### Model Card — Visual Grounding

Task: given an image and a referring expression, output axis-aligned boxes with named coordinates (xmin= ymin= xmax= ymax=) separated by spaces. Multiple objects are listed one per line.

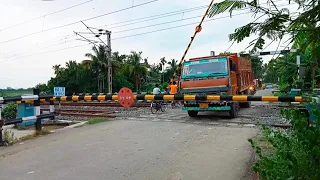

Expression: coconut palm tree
xmin=111 ymin=51 xmax=127 ymax=76
xmin=124 ymin=51 xmax=147 ymax=93
xmin=85 ymin=45 xmax=108 ymax=92
xmin=52 ymin=64 xmax=63 ymax=75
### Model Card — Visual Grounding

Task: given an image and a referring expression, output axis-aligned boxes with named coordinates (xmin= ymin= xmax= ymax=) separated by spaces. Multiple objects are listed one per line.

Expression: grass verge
xmin=86 ymin=117 xmax=110 ymax=125
xmin=3 ymin=129 xmax=51 ymax=145
xmin=251 ymin=131 xmax=274 ymax=157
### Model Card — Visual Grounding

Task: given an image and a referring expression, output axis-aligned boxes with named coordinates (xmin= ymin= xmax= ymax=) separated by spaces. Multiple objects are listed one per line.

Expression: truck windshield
xmin=182 ymin=57 xmax=228 ymax=79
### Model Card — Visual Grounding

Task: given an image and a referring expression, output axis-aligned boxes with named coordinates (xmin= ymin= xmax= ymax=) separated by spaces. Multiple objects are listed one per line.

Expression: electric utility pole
xmin=106 ymin=30 xmax=112 ymax=94
xmin=78 ymin=21 xmax=113 ymax=93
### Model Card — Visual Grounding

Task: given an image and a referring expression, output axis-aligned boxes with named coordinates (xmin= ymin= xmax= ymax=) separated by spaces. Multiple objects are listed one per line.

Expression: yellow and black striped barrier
xmin=46 ymin=94 xmax=302 ymax=102
xmin=9 ymin=94 xmax=304 ymax=104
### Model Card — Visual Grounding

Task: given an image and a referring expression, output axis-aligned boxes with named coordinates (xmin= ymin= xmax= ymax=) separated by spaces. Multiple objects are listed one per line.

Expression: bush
xmin=1 ymin=103 xmax=17 ymax=120
xmin=3 ymin=129 xmax=18 ymax=145
xmin=249 ymin=106 xmax=320 ymax=180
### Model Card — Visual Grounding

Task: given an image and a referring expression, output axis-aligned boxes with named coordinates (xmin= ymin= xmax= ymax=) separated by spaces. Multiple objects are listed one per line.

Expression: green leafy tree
xmin=208 ymin=0 xmax=320 ymax=88
xmin=85 ymin=45 xmax=108 ymax=93
xmin=124 ymin=51 xmax=148 ymax=93
xmin=48 ymin=61 xmax=96 ymax=95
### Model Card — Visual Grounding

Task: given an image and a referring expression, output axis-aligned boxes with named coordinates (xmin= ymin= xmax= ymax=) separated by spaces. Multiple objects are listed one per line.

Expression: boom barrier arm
xmin=172 ymin=0 xmax=215 ymax=81
xmin=49 ymin=94 xmax=302 ymax=102
xmin=0 ymin=94 xmax=304 ymax=104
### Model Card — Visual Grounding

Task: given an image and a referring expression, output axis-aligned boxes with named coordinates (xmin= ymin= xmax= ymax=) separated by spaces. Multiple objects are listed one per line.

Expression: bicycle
xmin=171 ymin=100 xmax=182 ymax=108
xmin=150 ymin=101 xmax=167 ymax=114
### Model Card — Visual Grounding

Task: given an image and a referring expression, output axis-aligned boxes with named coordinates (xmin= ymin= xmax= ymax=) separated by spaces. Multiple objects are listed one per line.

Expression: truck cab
xmin=179 ymin=53 xmax=255 ymax=118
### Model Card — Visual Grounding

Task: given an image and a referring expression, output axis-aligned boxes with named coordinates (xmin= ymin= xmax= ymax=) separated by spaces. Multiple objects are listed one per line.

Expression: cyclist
xmin=152 ymin=84 xmax=161 ymax=95
xmin=152 ymin=84 xmax=161 ymax=110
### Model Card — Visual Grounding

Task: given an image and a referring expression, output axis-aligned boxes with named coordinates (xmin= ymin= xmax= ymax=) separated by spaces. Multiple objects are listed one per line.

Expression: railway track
xmin=41 ymin=109 xmax=116 ymax=118
xmin=41 ymin=102 xmax=151 ymax=107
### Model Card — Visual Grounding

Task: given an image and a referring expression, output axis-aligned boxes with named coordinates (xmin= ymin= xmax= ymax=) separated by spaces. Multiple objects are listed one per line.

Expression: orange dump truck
xmin=180 ymin=53 xmax=255 ymax=118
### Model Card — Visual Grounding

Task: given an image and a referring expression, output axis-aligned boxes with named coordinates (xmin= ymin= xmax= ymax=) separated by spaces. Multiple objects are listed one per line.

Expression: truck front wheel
xmin=229 ymin=102 xmax=238 ymax=119
xmin=188 ymin=111 xmax=198 ymax=117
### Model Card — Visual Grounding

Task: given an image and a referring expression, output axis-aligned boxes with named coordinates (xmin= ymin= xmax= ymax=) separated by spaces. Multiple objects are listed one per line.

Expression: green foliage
xmin=35 ymin=83 xmax=50 ymax=95
xmin=249 ymin=107 xmax=320 ymax=179
xmin=3 ymin=129 xmax=18 ymax=145
xmin=1 ymin=103 xmax=17 ymax=120
xmin=208 ymin=0 xmax=320 ymax=88
xmin=87 ymin=117 xmax=110 ymax=125
xmin=48 ymin=60 xmax=97 ymax=95
xmin=124 ymin=51 xmax=148 ymax=93
xmin=46 ymin=46 xmax=178 ymax=94
xmin=0 ymin=89 xmax=33 ymax=97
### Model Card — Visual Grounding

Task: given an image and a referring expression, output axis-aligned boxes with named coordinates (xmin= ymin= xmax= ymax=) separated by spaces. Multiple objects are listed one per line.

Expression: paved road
xmin=1 ymin=90 xmax=278 ymax=180
xmin=0 ymin=120 xmax=257 ymax=180
xmin=255 ymin=88 xmax=273 ymax=96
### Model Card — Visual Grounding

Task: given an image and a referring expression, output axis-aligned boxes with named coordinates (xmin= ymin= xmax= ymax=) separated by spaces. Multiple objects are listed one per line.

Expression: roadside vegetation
xmin=0 ymin=89 xmax=33 ymax=97
xmin=34 ymin=50 xmax=178 ymax=95
xmin=3 ymin=129 xmax=51 ymax=146
xmin=208 ymin=0 xmax=320 ymax=90
xmin=86 ymin=117 xmax=110 ymax=125
xmin=1 ymin=102 xmax=17 ymax=120
xmin=249 ymin=107 xmax=320 ymax=179
xmin=208 ymin=0 xmax=320 ymax=179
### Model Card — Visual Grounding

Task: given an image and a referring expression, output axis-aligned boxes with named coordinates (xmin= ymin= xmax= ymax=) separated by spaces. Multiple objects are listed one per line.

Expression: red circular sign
xmin=118 ymin=87 xmax=134 ymax=108
xmin=195 ymin=25 xmax=202 ymax=33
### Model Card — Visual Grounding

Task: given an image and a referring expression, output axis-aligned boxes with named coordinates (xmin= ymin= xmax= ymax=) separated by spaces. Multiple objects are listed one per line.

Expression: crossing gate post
xmin=33 ymin=89 xmax=41 ymax=132
xmin=0 ymin=119 xmax=4 ymax=146
xmin=49 ymin=100 xmax=55 ymax=120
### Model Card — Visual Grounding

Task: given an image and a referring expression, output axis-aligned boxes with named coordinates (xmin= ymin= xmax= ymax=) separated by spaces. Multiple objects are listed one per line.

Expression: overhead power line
xmin=0 ymin=0 xmax=159 ymax=44
xmin=0 ymin=34 xmax=76 ymax=57
xmin=0 ymin=11 xmax=253 ymax=62
xmin=0 ymin=0 xmax=94 ymax=32
xmin=0 ymin=43 xmax=91 ymax=63
xmin=0 ymin=1 xmax=295 ymax=62
xmin=1 ymin=38 xmax=79 ymax=60
xmin=0 ymin=0 xmax=287 ymax=55
xmin=0 ymin=4 xmax=208 ymax=56
xmin=91 ymin=5 xmax=208 ymax=30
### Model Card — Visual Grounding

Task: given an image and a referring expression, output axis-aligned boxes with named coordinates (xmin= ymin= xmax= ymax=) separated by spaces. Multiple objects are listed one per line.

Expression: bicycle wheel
xmin=161 ymin=102 xmax=167 ymax=112
xmin=150 ymin=102 xmax=157 ymax=114
xmin=171 ymin=101 xmax=176 ymax=109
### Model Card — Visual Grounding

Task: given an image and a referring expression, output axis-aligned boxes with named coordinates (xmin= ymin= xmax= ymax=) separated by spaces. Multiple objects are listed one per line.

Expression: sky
xmin=0 ymin=0 xmax=299 ymax=89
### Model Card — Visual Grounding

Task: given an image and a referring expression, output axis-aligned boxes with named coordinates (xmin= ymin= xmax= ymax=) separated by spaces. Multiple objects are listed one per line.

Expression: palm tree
xmin=125 ymin=51 xmax=147 ymax=93
xmin=111 ymin=51 xmax=127 ymax=76
xmin=163 ymin=59 xmax=177 ymax=82
xmin=52 ymin=64 xmax=63 ymax=75
xmin=158 ymin=57 xmax=167 ymax=83
xmin=85 ymin=45 xmax=108 ymax=93
xmin=81 ymin=60 xmax=92 ymax=69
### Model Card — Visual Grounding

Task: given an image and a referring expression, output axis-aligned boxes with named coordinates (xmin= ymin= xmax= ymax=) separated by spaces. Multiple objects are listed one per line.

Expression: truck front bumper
xmin=183 ymin=103 xmax=231 ymax=111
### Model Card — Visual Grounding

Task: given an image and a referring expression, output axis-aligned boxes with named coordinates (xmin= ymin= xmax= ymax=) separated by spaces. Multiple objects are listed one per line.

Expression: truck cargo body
xmin=179 ymin=53 xmax=255 ymax=118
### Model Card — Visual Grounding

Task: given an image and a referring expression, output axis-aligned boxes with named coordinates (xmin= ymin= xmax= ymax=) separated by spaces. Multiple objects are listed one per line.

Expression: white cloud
xmin=0 ymin=0 xmax=299 ymax=88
